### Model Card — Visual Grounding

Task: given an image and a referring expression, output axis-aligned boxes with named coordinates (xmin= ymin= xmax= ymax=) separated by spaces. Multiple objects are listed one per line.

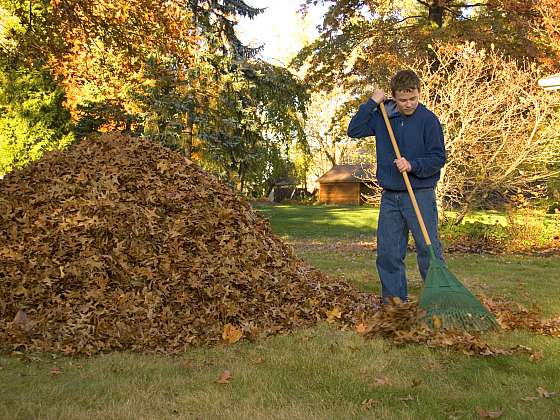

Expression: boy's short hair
xmin=391 ymin=70 xmax=421 ymax=95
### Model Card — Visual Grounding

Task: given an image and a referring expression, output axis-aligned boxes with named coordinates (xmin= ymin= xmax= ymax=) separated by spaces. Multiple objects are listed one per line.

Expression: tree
xmin=417 ymin=43 xmax=560 ymax=221
xmin=293 ymin=0 xmax=560 ymax=92
xmin=304 ymin=87 xmax=370 ymax=182
xmin=198 ymin=60 xmax=309 ymax=196
xmin=0 ymin=66 xmax=74 ymax=175
xmin=1 ymin=1 xmax=311 ymax=196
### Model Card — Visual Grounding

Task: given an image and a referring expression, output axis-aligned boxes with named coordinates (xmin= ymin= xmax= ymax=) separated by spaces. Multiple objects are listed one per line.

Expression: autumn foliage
xmin=0 ymin=134 xmax=373 ymax=354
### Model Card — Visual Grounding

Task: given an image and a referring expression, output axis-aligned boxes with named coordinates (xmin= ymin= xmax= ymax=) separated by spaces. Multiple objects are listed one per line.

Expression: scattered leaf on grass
xmin=251 ymin=357 xmax=264 ymax=365
xmin=521 ymin=396 xmax=538 ymax=402
xmin=412 ymin=379 xmax=423 ymax=387
xmin=222 ymin=324 xmax=243 ymax=344
xmin=529 ymin=350 xmax=544 ymax=361
xmin=374 ymin=377 xmax=392 ymax=386
xmin=361 ymin=399 xmax=380 ymax=410
xmin=50 ymin=367 xmax=61 ymax=376
xmin=537 ymin=386 xmax=556 ymax=398
xmin=216 ymin=370 xmax=232 ymax=384
xmin=355 ymin=323 xmax=368 ymax=335
xmin=475 ymin=406 xmax=503 ymax=418
xmin=399 ymin=395 xmax=415 ymax=402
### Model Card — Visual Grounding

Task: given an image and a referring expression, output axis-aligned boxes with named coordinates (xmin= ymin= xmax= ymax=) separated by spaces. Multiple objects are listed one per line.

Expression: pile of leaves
xmin=481 ymin=296 xmax=560 ymax=337
xmin=356 ymin=297 xmax=559 ymax=357
xmin=0 ymin=133 xmax=376 ymax=355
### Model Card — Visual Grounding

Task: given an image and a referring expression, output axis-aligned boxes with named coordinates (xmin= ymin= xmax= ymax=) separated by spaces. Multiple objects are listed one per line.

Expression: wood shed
xmin=538 ymin=73 xmax=560 ymax=91
xmin=316 ymin=164 xmax=374 ymax=205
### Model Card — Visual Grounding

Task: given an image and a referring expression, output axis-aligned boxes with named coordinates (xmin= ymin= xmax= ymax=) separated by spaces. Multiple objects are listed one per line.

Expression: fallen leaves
xmin=356 ymin=298 xmax=558 ymax=358
xmin=481 ymin=296 xmax=560 ymax=337
xmin=537 ymin=386 xmax=556 ymax=398
xmin=520 ymin=396 xmax=538 ymax=402
xmin=215 ymin=370 xmax=231 ymax=384
xmin=355 ymin=322 xmax=368 ymax=335
xmin=475 ymin=406 xmax=503 ymax=418
xmin=222 ymin=324 xmax=243 ymax=344
xmin=374 ymin=377 xmax=392 ymax=386
xmin=326 ymin=307 xmax=342 ymax=323
xmin=0 ymin=134 xmax=377 ymax=355
xmin=361 ymin=399 xmax=380 ymax=410
xmin=411 ymin=379 xmax=423 ymax=387
xmin=50 ymin=367 xmax=62 ymax=376
xmin=529 ymin=350 xmax=544 ymax=362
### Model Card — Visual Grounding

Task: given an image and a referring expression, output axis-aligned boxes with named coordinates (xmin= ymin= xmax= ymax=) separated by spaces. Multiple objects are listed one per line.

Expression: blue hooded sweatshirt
xmin=347 ymin=99 xmax=446 ymax=191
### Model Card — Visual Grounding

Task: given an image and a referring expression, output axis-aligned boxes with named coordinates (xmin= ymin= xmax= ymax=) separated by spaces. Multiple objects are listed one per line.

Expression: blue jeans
xmin=376 ymin=189 xmax=444 ymax=302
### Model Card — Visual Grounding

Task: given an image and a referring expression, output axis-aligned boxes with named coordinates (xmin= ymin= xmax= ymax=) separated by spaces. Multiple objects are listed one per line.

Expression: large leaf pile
xmin=0 ymin=133 xmax=374 ymax=354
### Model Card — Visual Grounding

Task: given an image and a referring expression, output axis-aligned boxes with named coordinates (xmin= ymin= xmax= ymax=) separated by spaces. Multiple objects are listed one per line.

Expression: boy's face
xmin=394 ymin=88 xmax=420 ymax=116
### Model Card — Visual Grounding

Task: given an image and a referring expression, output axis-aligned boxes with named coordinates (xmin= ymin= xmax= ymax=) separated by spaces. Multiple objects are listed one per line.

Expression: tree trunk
xmin=182 ymin=112 xmax=193 ymax=158
xmin=428 ymin=1 xmax=445 ymax=28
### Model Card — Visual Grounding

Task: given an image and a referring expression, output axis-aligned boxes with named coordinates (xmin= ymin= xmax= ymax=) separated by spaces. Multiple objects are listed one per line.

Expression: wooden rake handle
xmin=378 ymin=101 xmax=432 ymax=247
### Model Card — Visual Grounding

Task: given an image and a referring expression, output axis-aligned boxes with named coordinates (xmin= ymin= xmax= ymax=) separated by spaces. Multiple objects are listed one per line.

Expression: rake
xmin=378 ymin=101 xmax=498 ymax=331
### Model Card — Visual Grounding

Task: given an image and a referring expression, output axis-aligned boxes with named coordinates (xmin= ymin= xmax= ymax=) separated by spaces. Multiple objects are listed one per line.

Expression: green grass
xmin=255 ymin=204 xmax=379 ymax=240
xmin=2 ymin=204 xmax=560 ymax=419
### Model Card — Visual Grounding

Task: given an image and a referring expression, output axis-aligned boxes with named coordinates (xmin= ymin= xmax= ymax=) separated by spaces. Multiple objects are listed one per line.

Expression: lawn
xmin=1 ymin=204 xmax=559 ymax=419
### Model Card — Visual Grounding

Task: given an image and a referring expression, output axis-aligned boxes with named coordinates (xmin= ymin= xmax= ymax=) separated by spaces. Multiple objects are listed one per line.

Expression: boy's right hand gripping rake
xmin=378 ymin=101 xmax=498 ymax=331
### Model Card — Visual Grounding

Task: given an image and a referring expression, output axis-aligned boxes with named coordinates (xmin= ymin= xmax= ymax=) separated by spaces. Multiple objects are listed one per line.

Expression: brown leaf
xmin=432 ymin=315 xmax=442 ymax=333
xmin=251 ymin=357 xmax=265 ymax=365
xmin=475 ymin=406 xmax=503 ymax=418
xmin=399 ymin=395 xmax=415 ymax=401
xmin=374 ymin=377 xmax=392 ymax=386
xmin=222 ymin=324 xmax=243 ymax=344
xmin=13 ymin=309 xmax=28 ymax=326
xmin=529 ymin=350 xmax=544 ymax=361
xmin=520 ymin=396 xmax=538 ymax=402
xmin=215 ymin=370 xmax=231 ymax=384
xmin=355 ymin=322 xmax=368 ymax=335
xmin=326 ymin=307 xmax=342 ymax=323
xmin=537 ymin=386 xmax=556 ymax=398
xmin=361 ymin=399 xmax=380 ymax=410
xmin=412 ymin=379 xmax=423 ymax=387
xmin=50 ymin=367 xmax=62 ymax=376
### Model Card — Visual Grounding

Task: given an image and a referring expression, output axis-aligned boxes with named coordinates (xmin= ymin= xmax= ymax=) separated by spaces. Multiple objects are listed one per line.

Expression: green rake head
xmin=418 ymin=249 xmax=499 ymax=331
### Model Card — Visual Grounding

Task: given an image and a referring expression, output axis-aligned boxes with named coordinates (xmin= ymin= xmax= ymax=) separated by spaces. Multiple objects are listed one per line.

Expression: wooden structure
xmin=538 ymin=74 xmax=560 ymax=91
xmin=316 ymin=164 xmax=374 ymax=205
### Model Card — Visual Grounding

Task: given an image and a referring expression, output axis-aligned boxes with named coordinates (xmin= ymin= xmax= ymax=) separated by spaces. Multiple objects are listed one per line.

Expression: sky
xmin=235 ymin=0 xmax=328 ymax=66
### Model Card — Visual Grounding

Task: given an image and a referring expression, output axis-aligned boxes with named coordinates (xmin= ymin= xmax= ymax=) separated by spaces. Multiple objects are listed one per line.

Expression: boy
xmin=347 ymin=70 xmax=446 ymax=302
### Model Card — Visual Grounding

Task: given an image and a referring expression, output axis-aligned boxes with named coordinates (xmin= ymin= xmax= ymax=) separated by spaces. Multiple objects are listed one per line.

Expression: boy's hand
xmin=394 ymin=157 xmax=411 ymax=173
xmin=371 ymin=88 xmax=386 ymax=105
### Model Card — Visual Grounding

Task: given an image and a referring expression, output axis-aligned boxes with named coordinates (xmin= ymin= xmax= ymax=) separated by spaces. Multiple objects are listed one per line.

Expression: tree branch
xmin=415 ymin=0 xmax=431 ymax=8
xmin=394 ymin=15 xmax=425 ymax=24
xmin=448 ymin=3 xmax=485 ymax=8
